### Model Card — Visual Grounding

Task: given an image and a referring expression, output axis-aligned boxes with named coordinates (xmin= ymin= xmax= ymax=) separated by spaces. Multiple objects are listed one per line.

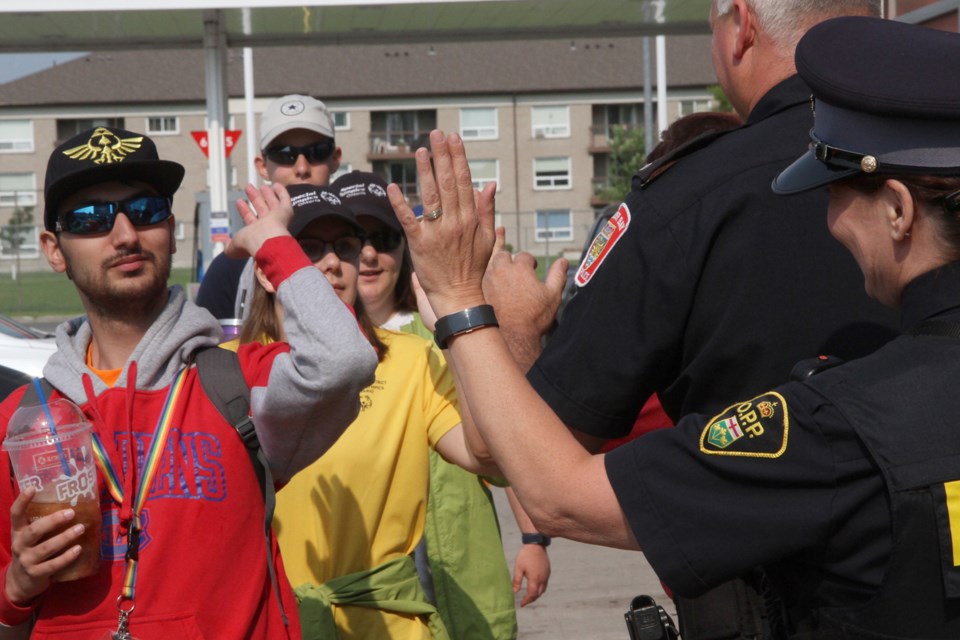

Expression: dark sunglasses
xmin=298 ymin=236 xmax=363 ymax=262
xmin=263 ymin=140 xmax=336 ymax=165
xmin=362 ymin=229 xmax=403 ymax=253
xmin=56 ymin=195 xmax=173 ymax=235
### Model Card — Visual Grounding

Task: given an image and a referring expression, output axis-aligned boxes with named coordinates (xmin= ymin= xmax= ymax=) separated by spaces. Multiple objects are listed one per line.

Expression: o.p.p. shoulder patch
xmin=699 ymin=392 xmax=789 ymax=458
xmin=575 ymin=202 xmax=631 ymax=287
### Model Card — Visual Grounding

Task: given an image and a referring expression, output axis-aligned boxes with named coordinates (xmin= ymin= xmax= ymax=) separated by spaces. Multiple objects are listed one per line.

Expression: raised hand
xmin=224 ymin=183 xmax=295 ymax=259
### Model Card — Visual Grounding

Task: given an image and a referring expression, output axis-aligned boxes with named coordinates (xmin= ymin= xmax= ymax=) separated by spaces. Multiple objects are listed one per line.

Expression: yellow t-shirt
xmin=274 ymin=328 xmax=461 ymax=639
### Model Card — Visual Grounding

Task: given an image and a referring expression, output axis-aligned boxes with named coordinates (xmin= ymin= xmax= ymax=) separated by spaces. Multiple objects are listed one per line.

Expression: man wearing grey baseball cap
xmin=197 ymin=94 xmax=344 ymax=320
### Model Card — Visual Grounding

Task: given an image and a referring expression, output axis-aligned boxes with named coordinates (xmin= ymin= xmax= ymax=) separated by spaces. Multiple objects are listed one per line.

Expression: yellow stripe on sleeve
xmin=945 ymin=480 xmax=960 ymax=566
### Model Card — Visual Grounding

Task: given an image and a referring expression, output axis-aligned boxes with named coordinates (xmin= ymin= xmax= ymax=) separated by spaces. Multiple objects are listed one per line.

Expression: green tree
xmin=599 ymin=124 xmax=647 ymax=203
xmin=0 ymin=205 xmax=37 ymax=309
xmin=709 ymin=84 xmax=735 ymax=113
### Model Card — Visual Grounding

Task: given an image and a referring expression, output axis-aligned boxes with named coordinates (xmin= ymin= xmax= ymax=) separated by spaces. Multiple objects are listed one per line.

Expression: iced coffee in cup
xmin=3 ymin=398 xmax=101 ymax=582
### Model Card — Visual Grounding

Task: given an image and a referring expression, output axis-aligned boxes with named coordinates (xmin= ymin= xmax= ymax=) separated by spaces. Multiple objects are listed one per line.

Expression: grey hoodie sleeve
xmin=250 ymin=265 xmax=377 ymax=483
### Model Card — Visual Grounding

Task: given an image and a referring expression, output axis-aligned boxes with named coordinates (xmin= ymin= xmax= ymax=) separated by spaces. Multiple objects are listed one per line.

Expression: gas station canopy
xmin=0 ymin=0 xmax=712 ymax=53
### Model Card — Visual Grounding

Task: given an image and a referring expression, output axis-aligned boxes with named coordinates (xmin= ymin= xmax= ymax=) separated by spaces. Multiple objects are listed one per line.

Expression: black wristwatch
xmin=521 ymin=532 xmax=551 ymax=547
xmin=434 ymin=305 xmax=499 ymax=349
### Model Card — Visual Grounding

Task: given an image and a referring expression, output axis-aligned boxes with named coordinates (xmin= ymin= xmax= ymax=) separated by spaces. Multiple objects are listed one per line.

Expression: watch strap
xmin=521 ymin=532 xmax=551 ymax=547
xmin=434 ymin=304 xmax=499 ymax=349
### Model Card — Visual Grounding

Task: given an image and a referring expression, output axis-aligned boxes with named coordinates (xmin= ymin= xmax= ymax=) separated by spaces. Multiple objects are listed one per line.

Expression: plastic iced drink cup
xmin=219 ymin=318 xmax=243 ymax=343
xmin=3 ymin=398 xmax=101 ymax=582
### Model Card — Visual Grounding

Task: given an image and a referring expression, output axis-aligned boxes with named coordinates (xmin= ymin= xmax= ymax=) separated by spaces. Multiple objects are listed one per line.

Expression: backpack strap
xmin=194 ymin=347 xmax=288 ymax=627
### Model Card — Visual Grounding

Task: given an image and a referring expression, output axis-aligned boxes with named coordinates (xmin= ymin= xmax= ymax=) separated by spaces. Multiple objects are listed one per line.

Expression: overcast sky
xmin=0 ymin=53 xmax=86 ymax=85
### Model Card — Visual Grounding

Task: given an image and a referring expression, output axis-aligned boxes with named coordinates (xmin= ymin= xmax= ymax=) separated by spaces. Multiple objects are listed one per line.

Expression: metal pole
xmin=242 ymin=8 xmax=258 ymax=187
xmin=203 ymin=9 xmax=229 ymax=221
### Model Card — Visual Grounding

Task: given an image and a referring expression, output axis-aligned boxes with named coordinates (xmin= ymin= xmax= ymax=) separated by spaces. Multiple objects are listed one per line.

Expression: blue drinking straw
xmin=31 ymin=378 xmax=72 ymax=477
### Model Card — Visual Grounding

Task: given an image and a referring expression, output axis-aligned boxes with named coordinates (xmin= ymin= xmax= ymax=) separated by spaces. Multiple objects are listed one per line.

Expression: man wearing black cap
xmin=481 ymin=1 xmax=895 ymax=638
xmin=0 ymin=127 xmax=376 ymax=637
xmin=397 ymin=15 xmax=960 ymax=638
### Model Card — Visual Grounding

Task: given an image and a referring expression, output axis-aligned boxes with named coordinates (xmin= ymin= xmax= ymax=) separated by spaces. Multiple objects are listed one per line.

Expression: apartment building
xmin=0 ymin=35 xmax=715 ymax=273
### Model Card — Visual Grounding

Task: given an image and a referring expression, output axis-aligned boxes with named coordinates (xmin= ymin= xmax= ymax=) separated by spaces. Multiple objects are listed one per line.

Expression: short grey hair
xmin=713 ymin=0 xmax=882 ymax=50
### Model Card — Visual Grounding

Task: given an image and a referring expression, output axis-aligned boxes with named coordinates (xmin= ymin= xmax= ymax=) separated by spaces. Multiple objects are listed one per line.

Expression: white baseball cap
xmin=259 ymin=94 xmax=335 ymax=149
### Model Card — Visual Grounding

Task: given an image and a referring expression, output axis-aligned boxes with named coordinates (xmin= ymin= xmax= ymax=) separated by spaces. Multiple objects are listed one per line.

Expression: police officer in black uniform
xmin=394 ymin=14 xmax=960 ymax=639
xmin=518 ymin=0 xmax=896 ymax=637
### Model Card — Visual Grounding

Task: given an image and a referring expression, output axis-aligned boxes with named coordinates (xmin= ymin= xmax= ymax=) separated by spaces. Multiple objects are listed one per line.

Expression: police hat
xmin=44 ymin=127 xmax=185 ymax=231
xmin=773 ymin=17 xmax=960 ymax=195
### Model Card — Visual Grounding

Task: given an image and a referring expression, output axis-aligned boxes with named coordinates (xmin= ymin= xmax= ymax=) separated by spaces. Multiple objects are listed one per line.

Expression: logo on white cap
xmin=280 ymin=100 xmax=306 ymax=117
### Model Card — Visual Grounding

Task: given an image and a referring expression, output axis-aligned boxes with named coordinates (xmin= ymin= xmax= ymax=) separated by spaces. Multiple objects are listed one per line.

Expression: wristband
xmin=521 ymin=532 xmax=551 ymax=547
xmin=434 ymin=305 xmax=498 ymax=349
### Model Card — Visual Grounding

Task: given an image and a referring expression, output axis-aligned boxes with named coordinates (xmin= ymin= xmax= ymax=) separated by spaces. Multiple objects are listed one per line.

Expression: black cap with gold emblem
xmin=44 ymin=127 xmax=185 ymax=231
xmin=773 ymin=17 xmax=960 ymax=195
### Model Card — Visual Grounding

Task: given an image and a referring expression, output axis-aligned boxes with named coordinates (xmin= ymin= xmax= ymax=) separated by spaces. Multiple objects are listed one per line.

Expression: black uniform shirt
xmin=528 ymin=75 xmax=898 ymax=434
xmin=195 ymin=252 xmax=248 ymax=320
xmin=606 ymin=263 xmax=960 ymax=619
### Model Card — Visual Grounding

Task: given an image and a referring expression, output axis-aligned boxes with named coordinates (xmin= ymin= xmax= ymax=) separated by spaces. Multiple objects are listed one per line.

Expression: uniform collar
xmin=746 ymin=75 xmax=811 ymax=126
xmin=899 ymin=262 xmax=960 ymax=332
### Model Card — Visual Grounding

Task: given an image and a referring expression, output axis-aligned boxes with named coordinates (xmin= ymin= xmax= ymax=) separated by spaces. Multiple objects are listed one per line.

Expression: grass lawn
xmin=1 ymin=269 xmax=195 ymax=318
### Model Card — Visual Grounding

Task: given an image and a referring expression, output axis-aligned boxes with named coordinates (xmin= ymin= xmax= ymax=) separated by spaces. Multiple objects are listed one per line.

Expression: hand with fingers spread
xmin=483 ymin=228 xmax=569 ymax=371
xmin=6 ymin=489 xmax=86 ymax=605
xmin=387 ymin=130 xmax=496 ymax=319
xmin=224 ymin=183 xmax=296 ymax=260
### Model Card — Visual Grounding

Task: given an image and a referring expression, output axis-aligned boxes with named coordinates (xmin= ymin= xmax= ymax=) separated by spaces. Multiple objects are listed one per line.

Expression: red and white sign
xmin=191 ymin=130 xmax=242 ymax=158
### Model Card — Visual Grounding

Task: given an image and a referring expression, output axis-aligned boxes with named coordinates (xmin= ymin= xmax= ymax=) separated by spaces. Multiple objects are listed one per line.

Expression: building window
xmin=371 ymin=110 xmax=436 ymax=152
xmin=175 ymin=220 xmax=186 ymax=241
xmin=468 ymin=159 xmax=499 ymax=191
xmin=374 ymin=159 xmax=419 ymax=203
xmin=533 ymin=157 xmax=571 ymax=189
xmin=56 ymin=118 xmax=125 ymax=141
xmin=460 ymin=108 xmax=498 ymax=140
xmin=0 ymin=223 xmax=39 ymax=260
xmin=531 ymin=106 xmax=570 ymax=138
xmin=535 ymin=209 xmax=573 ymax=242
xmin=333 ymin=112 xmax=350 ymax=130
xmin=331 ymin=163 xmax=353 ymax=182
xmin=146 ymin=116 xmax=179 ymax=135
xmin=592 ymin=103 xmax=645 ymax=139
xmin=680 ymin=99 xmax=713 ymax=116
xmin=0 ymin=173 xmax=37 ymax=208
xmin=0 ymin=120 xmax=34 ymax=153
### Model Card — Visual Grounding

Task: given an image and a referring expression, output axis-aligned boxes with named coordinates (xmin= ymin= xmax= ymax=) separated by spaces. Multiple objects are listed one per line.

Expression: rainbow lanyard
xmin=89 ymin=366 xmax=188 ymax=601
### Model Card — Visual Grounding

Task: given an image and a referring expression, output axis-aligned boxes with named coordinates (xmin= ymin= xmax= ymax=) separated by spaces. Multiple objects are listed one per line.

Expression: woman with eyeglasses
xmin=229 ymin=184 xmax=501 ymax=640
xmin=332 ymin=171 xmax=551 ymax=639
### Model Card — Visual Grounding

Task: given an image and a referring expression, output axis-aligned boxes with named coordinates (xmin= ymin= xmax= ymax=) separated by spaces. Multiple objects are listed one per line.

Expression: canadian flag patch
xmin=575 ymin=203 xmax=631 ymax=287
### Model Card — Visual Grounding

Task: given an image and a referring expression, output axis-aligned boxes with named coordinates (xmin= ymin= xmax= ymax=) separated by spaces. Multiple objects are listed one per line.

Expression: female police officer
xmin=388 ymin=16 xmax=960 ymax=638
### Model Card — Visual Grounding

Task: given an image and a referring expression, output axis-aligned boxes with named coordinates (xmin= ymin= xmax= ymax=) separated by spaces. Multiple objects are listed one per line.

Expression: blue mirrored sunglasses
xmin=56 ymin=196 xmax=173 ymax=235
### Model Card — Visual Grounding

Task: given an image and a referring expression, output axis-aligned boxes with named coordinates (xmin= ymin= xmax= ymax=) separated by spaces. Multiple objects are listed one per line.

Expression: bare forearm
xmin=445 ymin=327 xmax=638 ymax=549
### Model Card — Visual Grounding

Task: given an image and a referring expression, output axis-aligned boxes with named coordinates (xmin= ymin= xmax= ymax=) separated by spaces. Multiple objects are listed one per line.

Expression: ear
xmin=731 ymin=0 xmax=756 ymax=60
xmin=40 ymin=230 xmax=68 ymax=274
xmin=168 ymin=215 xmax=177 ymax=254
xmin=329 ymin=146 xmax=343 ymax=173
xmin=255 ymin=154 xmax=269 ymax=181
xmin=884 ymin=179 xmax=915 ymax=241
xmin=254 ymin=264 xmax=276 ymax=294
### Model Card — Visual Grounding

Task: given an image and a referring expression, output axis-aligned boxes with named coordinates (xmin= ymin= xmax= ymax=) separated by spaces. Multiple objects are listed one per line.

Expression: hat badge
xmin=62 ymin=127 xmax=143 ymax=165
xmin=860 ymin=155 xmax=878 ymax=173
xmin=368 ymin=184 xmax=387 ymax=198
xmin=280 ymin=100 xmax=305 ymax=117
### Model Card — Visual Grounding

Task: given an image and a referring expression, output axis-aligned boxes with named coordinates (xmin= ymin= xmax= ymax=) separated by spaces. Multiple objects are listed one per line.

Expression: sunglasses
xmin=362 ymin=229 xmax=404 ymax=253
xmin=298 ymin=236 xmax=363 ymax=262
xmin=56 ymin=195 xmax=173 ymax=235
xmin=263 ymin=140 xmax=336 ymax=165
